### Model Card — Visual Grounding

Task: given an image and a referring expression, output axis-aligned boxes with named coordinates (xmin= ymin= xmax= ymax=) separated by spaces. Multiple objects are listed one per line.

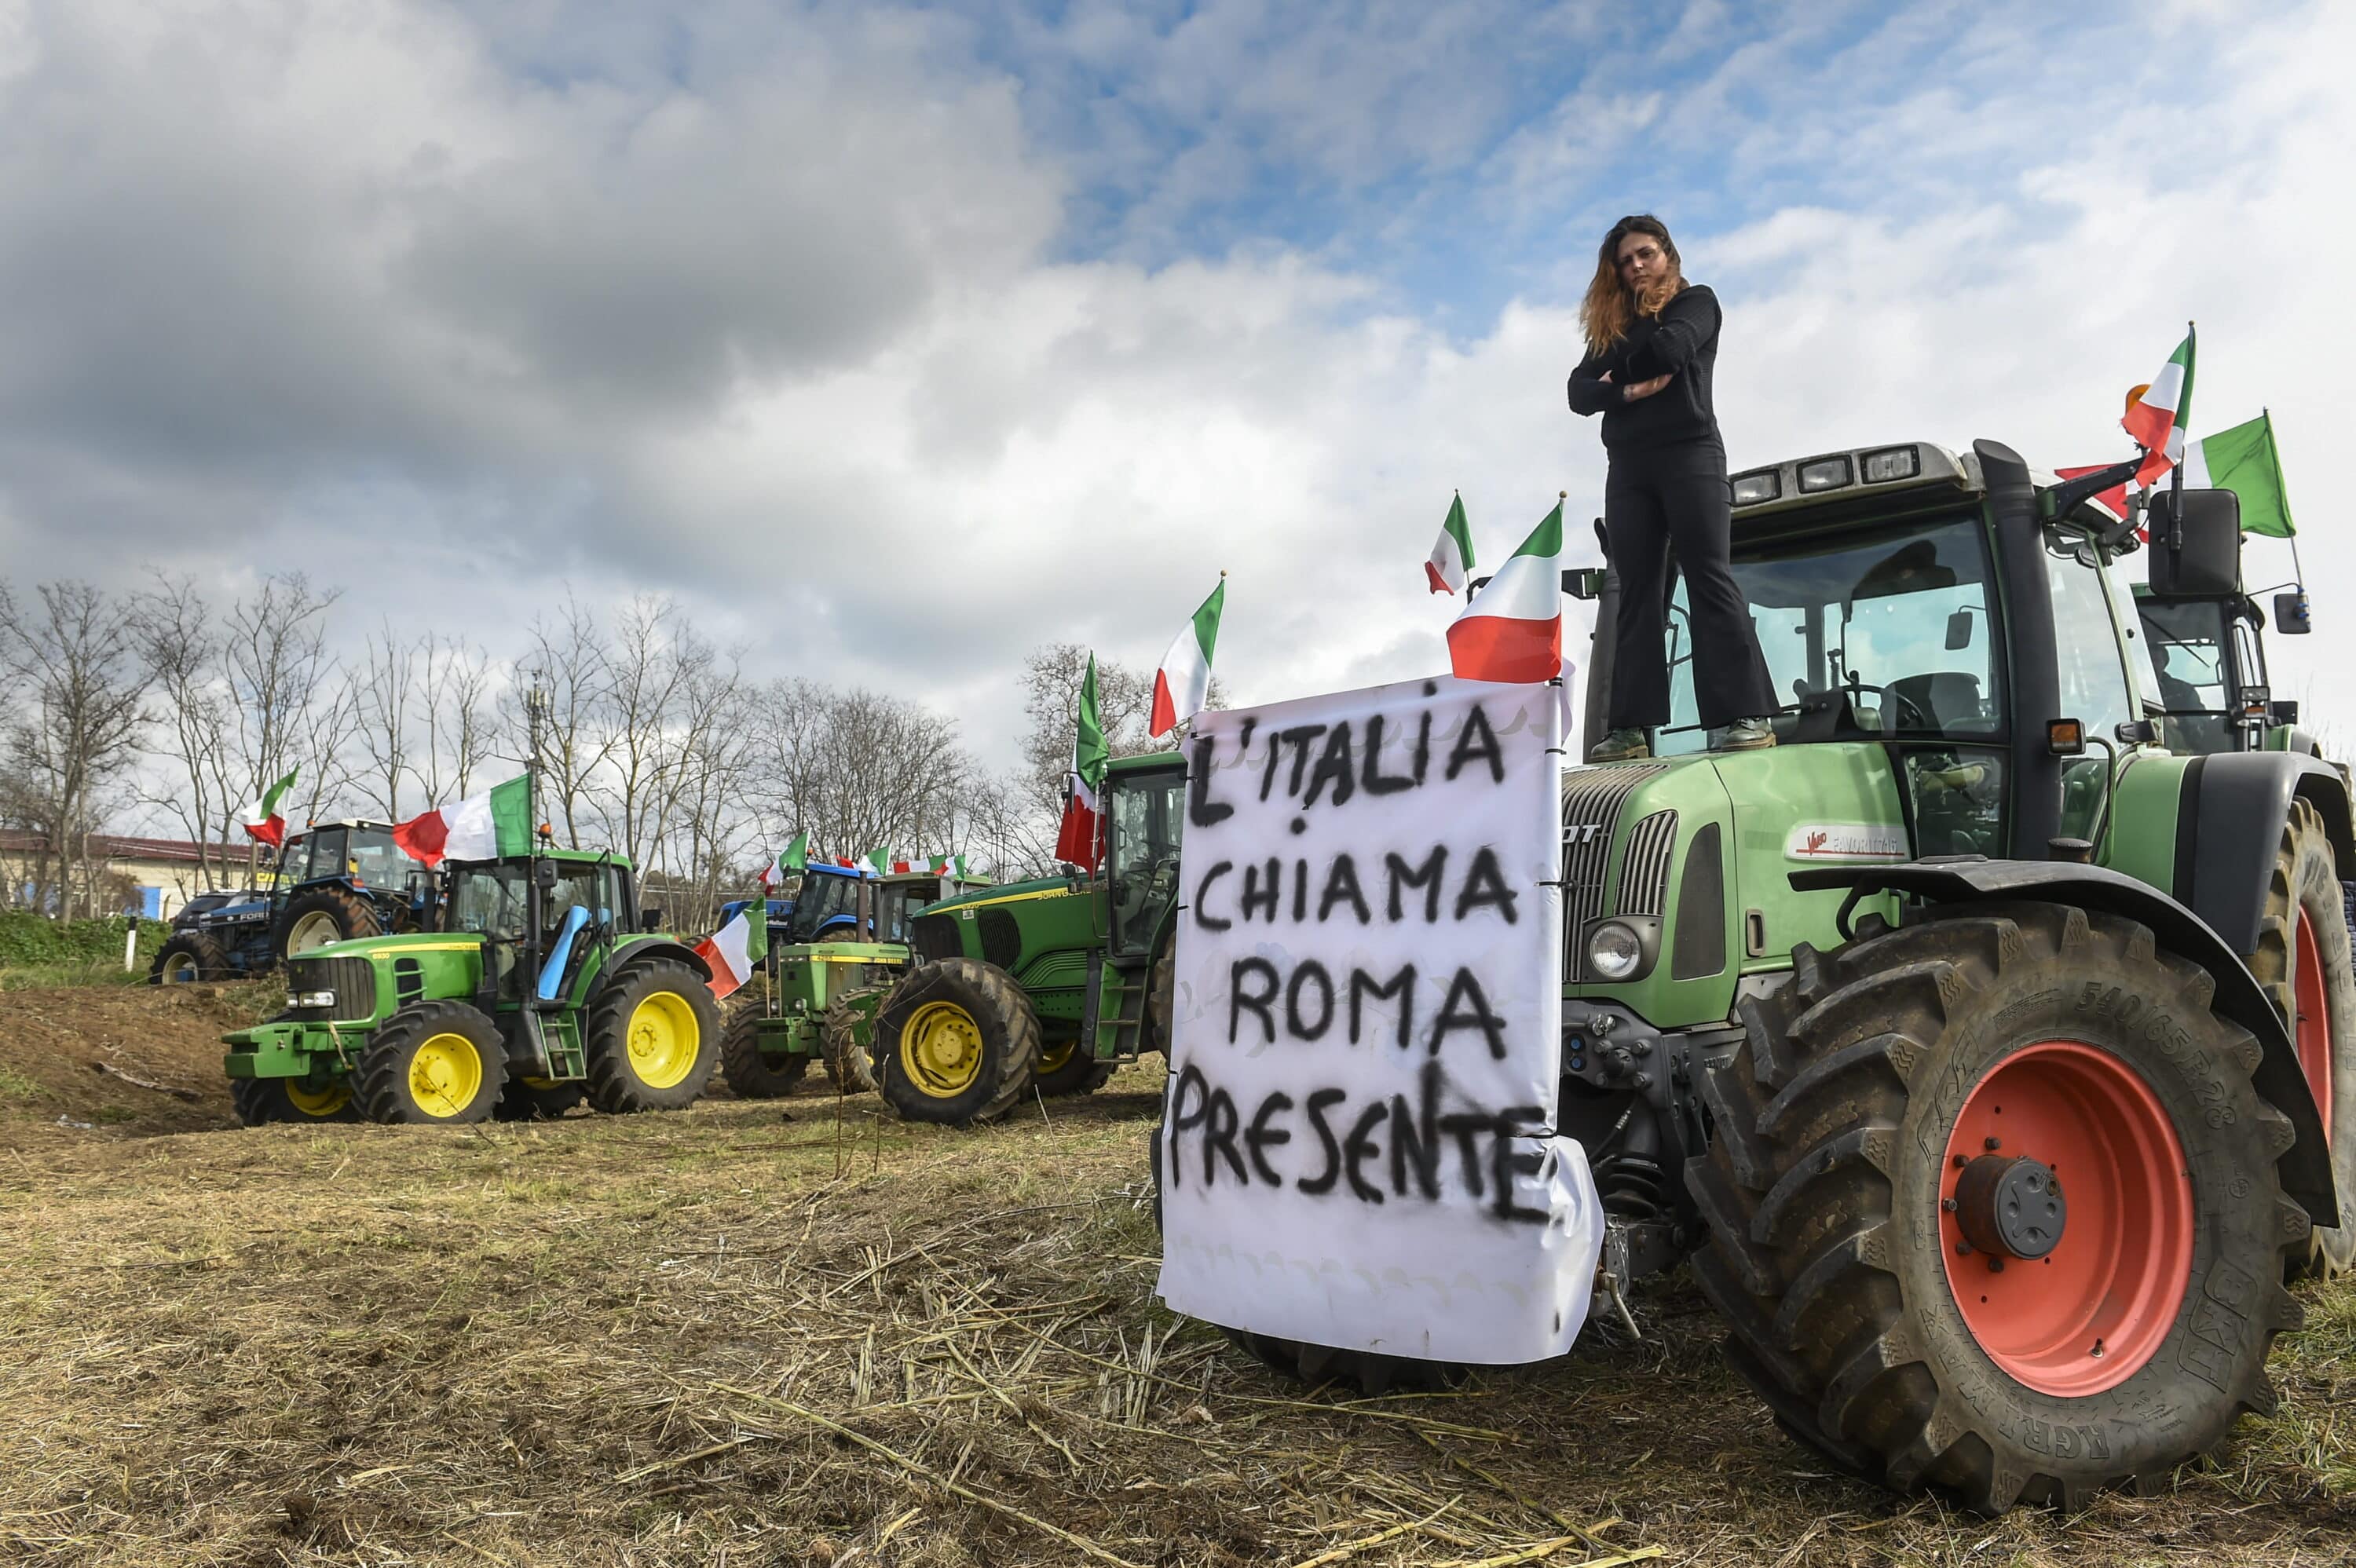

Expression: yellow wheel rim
xmin=408 ymin=1033 xmax=484 ymax=1119
xmin=1037 ymin=1038 xmax=1076 ymax=1075
xmin=900 ymin=1000 xmax=985 ymax=1098
xmin=627 ymin=991 xmax=701 ymax=1090
xmin=284 ymin=1080 xmax=351 ymax=1119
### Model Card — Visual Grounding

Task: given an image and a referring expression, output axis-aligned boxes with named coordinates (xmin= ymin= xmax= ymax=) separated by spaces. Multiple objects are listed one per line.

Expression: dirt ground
xmin=2 ymin=985 xmax=2351 ymax=1567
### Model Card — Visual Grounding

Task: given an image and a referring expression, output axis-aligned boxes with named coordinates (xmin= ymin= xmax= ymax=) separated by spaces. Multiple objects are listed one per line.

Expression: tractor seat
xmin=1886 ymin=673 xmax=1985 ymax=734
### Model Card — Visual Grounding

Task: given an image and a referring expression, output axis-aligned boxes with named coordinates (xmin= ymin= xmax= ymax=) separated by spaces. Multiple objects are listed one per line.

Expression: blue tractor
xmin=716 ymin=862 xmax=884 ymax=947
xmin=149 ymin=819 xmax=435 ymax=983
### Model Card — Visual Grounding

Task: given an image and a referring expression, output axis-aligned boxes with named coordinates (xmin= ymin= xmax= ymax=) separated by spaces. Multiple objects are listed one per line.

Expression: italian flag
xmin=2183 ymin=411 xmax=2296 ymax=539
xmin=1148 ymin=576 xmax=1225 ymax=738
xmin=241 ymin=766 xmax=299 ymax=848
xmin=1447 ymin=499 xmax=1563 ymax=683
xmin=694 ymin=905 xmax=768 ymax=1000
xmin=392 ymin=774 xmax=532 ymax=868
xmin=1055 ymin=654 xmax=1109 ymax=872
xmin=1426 ymin=492 xmax=1475 ymax=595
xmin=2123 ymin=326 xmax=2195 ymax=488
xmin=760 ymin=832 xmax=808 ymax=890
xmin=927 ymin=853 xmax=968 ymax=876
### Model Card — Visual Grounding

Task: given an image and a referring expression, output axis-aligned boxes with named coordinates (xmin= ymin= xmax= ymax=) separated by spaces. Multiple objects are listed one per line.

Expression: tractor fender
xmin=591 ymin=938 xmax=714 ymax=996
xmin=1791 ymin=857 xmax=2337 ymax=1230
xmin=2176 ymin=751 xmax=2356 ymax=956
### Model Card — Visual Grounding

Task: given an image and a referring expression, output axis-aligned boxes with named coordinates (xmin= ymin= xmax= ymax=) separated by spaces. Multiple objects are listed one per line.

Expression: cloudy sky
xmin=3 ymin=0 xmax=2349 ymax=767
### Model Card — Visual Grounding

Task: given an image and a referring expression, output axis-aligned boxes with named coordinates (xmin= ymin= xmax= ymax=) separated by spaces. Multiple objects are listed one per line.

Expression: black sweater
xmin=1566 ymin=283 xmax=1722 ymax=454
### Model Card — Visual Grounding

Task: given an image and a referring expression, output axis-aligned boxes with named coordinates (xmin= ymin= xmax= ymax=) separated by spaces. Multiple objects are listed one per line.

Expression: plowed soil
xmin=0 ymin=985 xmax=2350 ymax=1567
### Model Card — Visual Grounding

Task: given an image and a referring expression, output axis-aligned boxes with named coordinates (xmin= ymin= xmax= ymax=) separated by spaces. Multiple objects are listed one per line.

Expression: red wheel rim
xmin=1938 ymin=1042 xmax=2192 ymax=1397
xmin=2293 ymin=912 xmax=2334 ymax=1145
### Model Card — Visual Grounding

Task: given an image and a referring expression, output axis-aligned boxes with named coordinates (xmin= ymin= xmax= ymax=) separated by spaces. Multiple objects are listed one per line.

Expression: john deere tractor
xmin=842 ymin=753 xmax=1187 ymax=1125
xmin=221 ymin=840 xmax=721 ymax=1128
xmin=1161 ymin=440 xmax=2355 ymax=1515
xmin=718 ymin=865 xmax=990 ymax=1098
xmin=151 ymin=819 xmax=435 ymax=983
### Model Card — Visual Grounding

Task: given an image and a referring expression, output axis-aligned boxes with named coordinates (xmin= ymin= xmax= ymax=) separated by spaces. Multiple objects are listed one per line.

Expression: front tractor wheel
xmin=1032 ymin=1035 xmax=1115 ymax=1097
xmin=358 ymin=1001 xmax=508 ymax=1125
xmin=232 ymin=1075 xmax=358 ymax=1126
xmin=585 ymin=960 xmax=721 ymax=1113
xmin=720 ymin=1000 xmax=810 ymax=1099
xmin=1687 ymin=902 xmax=2308 ymax=1515
xmin=873 ymin=958 xmax=1040 ymax=1125
xmin=2248 ymin=797 xmax=2356 ymax=1275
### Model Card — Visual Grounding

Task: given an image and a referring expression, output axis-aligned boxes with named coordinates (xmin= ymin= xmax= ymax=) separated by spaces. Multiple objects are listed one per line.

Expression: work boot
xmin=1587 ymin=728 xmax=1650 ymax=762
xmin=1714 ymin=715 xmax=1778 ymax=751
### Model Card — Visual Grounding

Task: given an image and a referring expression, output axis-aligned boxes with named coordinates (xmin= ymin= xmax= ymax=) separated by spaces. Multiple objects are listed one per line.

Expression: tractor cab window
xmin=344 ymin=827 xmax=425 ymax=890
xmin=1107 ymin=766 xmax=1184 ymax=959
xmin=2045 ymin=536 xmax=2138 ymax=840
xmin=2138 ymin=598 xmax=2235 ymax=754
xmin=1660 ymin=514 xmax=2002 ymax=755
xmin=295 ymin=827 xmax=349 ymax=883
xmin=793 ymin=873 xmax=864 ymax=941
xmin=446 ymin=860 xmax=619 ymax=943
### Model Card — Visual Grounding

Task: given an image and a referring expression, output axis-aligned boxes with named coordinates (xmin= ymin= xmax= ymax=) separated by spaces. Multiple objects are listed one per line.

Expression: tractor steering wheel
xmin=1848 ymin=680 xmax=1933 ymax=734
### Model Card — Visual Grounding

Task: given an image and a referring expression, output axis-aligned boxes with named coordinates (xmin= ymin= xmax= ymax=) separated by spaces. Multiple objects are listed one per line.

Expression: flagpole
xmin=2166 ymin=320 xmax=2191 ymax=557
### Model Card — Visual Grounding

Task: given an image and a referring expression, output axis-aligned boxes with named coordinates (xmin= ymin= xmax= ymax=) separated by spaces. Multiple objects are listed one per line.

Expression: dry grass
xmin=1 ymin=985 xmax=2351 ymax=1566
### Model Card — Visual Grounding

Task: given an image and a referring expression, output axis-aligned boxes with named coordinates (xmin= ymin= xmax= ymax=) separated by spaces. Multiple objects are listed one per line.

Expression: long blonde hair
xmin=1580 ymin=214 xmax=1685 ymax=357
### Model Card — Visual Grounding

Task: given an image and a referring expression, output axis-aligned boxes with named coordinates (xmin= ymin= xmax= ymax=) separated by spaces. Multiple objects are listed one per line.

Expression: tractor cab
xmin=443 ymin=849 xmax=642 ymax=1003
xmin=1103 ymin=755 xmax=1187 ymax=961
xmin=785 ymin=863 xmax=872 ymax=942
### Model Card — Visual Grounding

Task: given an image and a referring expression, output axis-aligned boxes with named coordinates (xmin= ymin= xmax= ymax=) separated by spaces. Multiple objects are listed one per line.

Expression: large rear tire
xmin=2248 ymin=799 xmax=2356 ymax=1276
xmin=873 ymin=958 xmax=1039 ymax=1125
xmin=1686 ymin=902 xmax=2309 ymax=1515
xmin=276 ymin=884 xmax=379 ymax=961
xmin=585 ymin=960 xmax=720 ymax=1113
xmin=358 ymin=1000 xmax=507 ymax=1125
xmin=151 ymin=931 xmax=229 ymax=985
xmin=720 ymin=1000 xmax=810 ymax=1098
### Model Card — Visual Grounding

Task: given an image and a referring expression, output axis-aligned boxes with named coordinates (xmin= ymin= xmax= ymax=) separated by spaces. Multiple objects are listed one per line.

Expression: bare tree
xmin=130 ymin=575 xmax=237 ymax=889
xmin=0 ymin=582 xmax=155 ymax=918
xmin=221 ymin=575 xmax=346 ymax=864
xmin=349 ymin=619 xmax=418 ymax=820
xmin=517 ymin=597 xmax=613 ymax=848
xmin=415 ymin=633 xmax=497 ymax=801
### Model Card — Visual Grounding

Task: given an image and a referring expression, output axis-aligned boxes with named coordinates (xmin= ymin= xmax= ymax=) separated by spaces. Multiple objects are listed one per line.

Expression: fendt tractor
xmin=221 ymin=798 xmax=722 ymax=1128
xmin=2132 ymin=498 xmax=2321 ymax=756
xmin=1161 ymin=440 xmax=2356 ymax=1516
xmin=719 ymin=864 xmax=991 ymax=1099
xmin=150 ymin=819 xmax=434 ymax=982
xmin=843 ymin=752 xmax=1187 ymax=1126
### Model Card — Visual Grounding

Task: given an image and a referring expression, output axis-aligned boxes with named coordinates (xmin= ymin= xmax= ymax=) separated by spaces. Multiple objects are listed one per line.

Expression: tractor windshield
xmin=792 ymin=873 xmax=864 ymax=941
xmin=1107 ymin=766 xmax=1184 ymax=959
xmin=1660 ymin=514 xmax=2002 ymax=755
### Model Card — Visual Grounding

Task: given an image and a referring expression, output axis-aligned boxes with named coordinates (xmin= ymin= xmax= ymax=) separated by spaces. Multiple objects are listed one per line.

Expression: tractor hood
xmin=1563 ymin=743 xmax=1908 ymax=1029
xmin=305 ymin=930 xmax=487 ymax=962
xmin=920 ymin=874 xmax=1081 ymax=919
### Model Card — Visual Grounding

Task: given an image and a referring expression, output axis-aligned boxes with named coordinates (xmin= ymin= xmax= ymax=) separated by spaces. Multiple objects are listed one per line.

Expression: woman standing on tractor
xmin=1568 ymin=214 xmax=1777 ymax=761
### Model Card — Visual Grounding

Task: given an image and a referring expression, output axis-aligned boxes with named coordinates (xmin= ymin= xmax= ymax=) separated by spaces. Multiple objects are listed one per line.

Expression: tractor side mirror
xmin=639 ymin=907 xmax=664 ymax=931
xmin=2144 ymin=488 xmax=2242 ymax=598
xmin=532 ymin=858 xmax=558 ymax=888
xmin=1944 ymin=609 xmax=1974 ymax=651
xmin=2274 ymin=590 xmax=2312 ymax=635
xmin=2271 ymin=700 xmax=2301 ymax=726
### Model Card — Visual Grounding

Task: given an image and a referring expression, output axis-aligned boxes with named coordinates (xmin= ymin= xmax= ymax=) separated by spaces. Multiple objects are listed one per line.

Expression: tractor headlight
xmin=291 ymin=990 xmax=335 ymax=1009
xmin=1586 ymin=922 xmax=1644 ymax=981
xmin=1730 ymin=469 xmax=1780 ymax=506
xmin=1798 ymin=455 xmax=1853 ymax=493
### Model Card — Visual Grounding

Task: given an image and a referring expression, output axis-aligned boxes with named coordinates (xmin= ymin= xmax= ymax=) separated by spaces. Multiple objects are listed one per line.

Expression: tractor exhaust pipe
xmin=1974 ymin=440 xmax=2065 ymax=861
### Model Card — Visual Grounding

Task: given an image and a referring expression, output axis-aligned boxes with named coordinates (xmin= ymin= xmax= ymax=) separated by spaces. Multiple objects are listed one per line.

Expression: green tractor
xmin=221 ymin=842 xmax=723 ymax=1127
xmin=2132 ymin=486 xmax=2320 ymax=755
xmin=718 ymin=865 xmax=991 ymax=1099
xmin=1165 ymin=439 xmax=2354 ymax=1515
xmin=843 ymin=752 xmax=1187 ymax=1125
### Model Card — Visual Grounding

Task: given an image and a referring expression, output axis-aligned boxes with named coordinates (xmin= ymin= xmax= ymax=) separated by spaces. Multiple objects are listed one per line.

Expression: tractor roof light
xmin=1798 ymin=455 xmax=1854 ymax=493
xmin=1860 ymin=444 xmax=1922 ymax=483
xmin=1731 ymin=470 xmax=1781 ymax=506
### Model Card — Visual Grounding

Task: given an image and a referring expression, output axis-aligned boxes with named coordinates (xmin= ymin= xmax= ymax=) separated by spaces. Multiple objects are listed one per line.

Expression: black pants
xmin=1604 ymin=441 xmax=1776 ymax=732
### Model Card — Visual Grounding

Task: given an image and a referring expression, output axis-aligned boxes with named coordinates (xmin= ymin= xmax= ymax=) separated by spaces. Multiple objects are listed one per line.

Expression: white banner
xmin=1156 ymin=672 xmax=1602 ymax=1365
